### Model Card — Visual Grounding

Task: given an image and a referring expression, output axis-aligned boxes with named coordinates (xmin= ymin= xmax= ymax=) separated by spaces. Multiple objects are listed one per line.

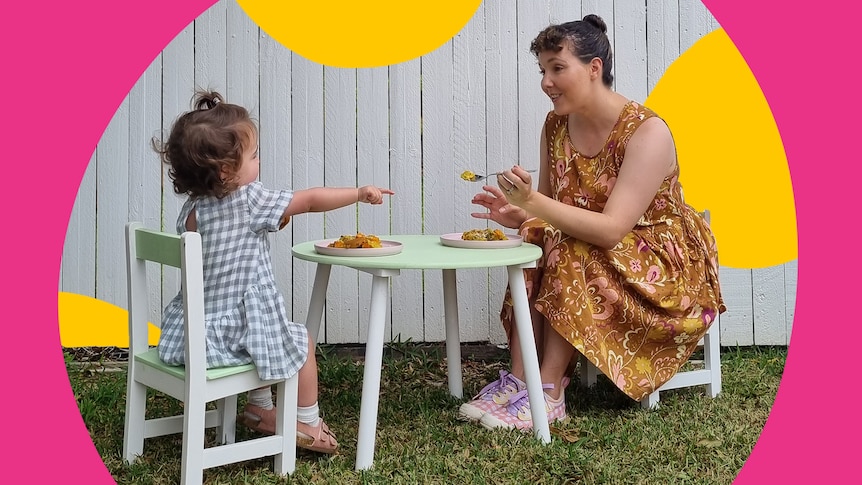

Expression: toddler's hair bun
xmin=193 ymin=90 xmax=225 ymax=111
xmin=583 ymin=14 xmax=607 ymax=33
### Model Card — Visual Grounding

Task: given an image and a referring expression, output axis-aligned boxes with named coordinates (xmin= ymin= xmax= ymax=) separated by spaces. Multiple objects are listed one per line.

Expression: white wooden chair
xmin=578 ymin=210 xmax=721 ymax=409
xmin=122 ymin=222 xmax=298 ymax=485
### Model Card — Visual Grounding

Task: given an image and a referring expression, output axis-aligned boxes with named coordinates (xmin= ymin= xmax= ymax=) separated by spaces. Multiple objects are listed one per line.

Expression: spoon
xmin=460 ymin=168 xmax=537 ymax=182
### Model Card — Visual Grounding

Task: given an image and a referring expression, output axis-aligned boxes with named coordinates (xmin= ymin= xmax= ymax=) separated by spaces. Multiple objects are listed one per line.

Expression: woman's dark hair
xmin=530 ymin=14 xmax=614 ymax=87
xmin=153 ymin=90 xmax=257 ymax=199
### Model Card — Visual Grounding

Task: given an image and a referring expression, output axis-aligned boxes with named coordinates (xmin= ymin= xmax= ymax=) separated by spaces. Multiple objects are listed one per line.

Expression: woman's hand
xmin=471 ymin=184 xmax=528 ymax=229
xmin=496 ymin=165 xmax=535 ymax=208
xmin=358 ymin=185 xmax=395 ymax=204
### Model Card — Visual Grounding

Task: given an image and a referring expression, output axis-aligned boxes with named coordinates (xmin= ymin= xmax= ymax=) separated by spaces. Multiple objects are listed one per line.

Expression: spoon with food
xmin=460 ymin=168 xmax=536 ymax=182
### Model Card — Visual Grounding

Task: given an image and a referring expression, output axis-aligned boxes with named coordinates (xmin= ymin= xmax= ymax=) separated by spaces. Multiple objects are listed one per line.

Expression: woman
xmin=461 ymin=14 xmax=725 ymax=430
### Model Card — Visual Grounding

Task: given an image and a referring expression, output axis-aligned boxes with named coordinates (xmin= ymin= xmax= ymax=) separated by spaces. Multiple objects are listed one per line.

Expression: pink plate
xmin=314 ymin=239 xmax=403 ymax=257
xmin=439 ymin=232 xmax=523 ymax=249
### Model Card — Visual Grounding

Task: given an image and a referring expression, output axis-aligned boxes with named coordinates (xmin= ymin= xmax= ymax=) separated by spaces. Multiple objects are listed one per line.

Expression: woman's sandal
xmin=296 ymin=419 xmax=339 ymax=455
xmin=238 ymin=404 xmax=339 ymax=454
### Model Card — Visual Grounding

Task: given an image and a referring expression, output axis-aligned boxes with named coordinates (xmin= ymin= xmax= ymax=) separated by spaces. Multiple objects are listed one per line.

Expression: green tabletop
xmin=291 ymin=234 xmax=542 ymax=270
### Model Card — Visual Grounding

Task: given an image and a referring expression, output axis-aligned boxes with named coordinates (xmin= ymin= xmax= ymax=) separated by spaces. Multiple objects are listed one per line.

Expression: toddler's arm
xmin=284 ymin=185 xmax=394 ymax=218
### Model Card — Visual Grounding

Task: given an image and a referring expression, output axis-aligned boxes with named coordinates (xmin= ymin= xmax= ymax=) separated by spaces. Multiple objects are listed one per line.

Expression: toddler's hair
xmin=154 ymin=90 xmax=257 ymax=199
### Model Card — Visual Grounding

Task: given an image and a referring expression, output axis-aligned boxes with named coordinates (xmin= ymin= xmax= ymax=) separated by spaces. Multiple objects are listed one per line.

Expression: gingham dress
xmin=158 ymin=181 xmax=309 ymax=381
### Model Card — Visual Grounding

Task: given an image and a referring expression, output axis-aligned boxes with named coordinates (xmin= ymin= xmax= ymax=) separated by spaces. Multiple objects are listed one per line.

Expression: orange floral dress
xmin=501 ymin=101 xmax=726 ymax=401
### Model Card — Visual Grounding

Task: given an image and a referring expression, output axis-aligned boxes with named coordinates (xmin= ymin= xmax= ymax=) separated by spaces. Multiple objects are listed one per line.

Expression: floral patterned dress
xmin=501 ymin=101 xmax=725 ymax=401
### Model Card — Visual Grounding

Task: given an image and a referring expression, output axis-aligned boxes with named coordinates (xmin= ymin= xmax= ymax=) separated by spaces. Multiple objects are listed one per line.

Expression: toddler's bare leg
xmin=297 ymin=338 xmax=319 ymax=408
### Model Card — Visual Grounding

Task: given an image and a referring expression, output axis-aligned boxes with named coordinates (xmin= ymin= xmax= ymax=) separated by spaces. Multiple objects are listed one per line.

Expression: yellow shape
xmin=59 ymin=292 xmax=160 ymax=348
xmin=237 ymin=0 xmax=482 ymax=68
xmin=646 ymin=29 xmax=797 ymax=268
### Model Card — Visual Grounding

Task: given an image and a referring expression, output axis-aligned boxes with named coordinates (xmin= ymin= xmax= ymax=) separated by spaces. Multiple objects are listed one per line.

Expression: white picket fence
xmin=61 ymin=0 xmax=796 ymax=347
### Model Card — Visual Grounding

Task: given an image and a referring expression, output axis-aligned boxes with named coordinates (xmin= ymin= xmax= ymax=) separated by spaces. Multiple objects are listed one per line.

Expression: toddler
xmin=154 ymin=90 xmax=394 ymax=454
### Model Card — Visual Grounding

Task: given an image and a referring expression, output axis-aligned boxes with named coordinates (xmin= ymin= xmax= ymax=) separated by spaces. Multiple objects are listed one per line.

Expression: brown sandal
xmin=238 ymin=404 xmax=277 ymax=435
xmin=239 ymin=405 xmax=339 ymax=454
xmin=296 ymin=419 xmax=339 ymax=454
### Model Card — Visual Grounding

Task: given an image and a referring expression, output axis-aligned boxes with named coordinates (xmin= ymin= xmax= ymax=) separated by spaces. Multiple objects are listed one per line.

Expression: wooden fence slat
xmin=785 ymin=259 xmax=798 ymax=342
xmin=195 ymin=2 xmax=227 ymax=94
xmin=388 ymin=58 xmax=424 ymax=342
xmin=550 ymin=0 xmax=582 ymax=24
xmin=421 ymin=39 xmax=455 ymax=342
xmin=323 ymin=66 xmax=360 ymax=344
xmin=754 ymin=265 xmax=788 ymax=345
xmin=516 ymin=1 xmax=550 ymax=175
xmin=357 ymin=66 xmax=394 ymax=343
xmin=453 ymin=3 xmax=489 ymax=343
xmin=227 ymin=1 xmax=259 ymax=114
xmin=62 ymin=152 xmax=96 ymax=297
xmin=129 ymin=57 xmax=164 ymax=326
xmin=484 ymin=0 xmax=520 ymax=344
xmin=613 ymin=0 xmax=648 ymax=103
xmin=646 ymin=0 xmax=681 ymax=94
xmin=259 ymin=32 xmax=294 ymax=319
xmin=161 ymin=22 xmax=195 ymax=317
xmin=289 ymin=56 xmax=325 ymax=338
xmin=720 ymin=267 xmax=754 ymax=346
xmin=680 ymin=0 xmax=719 ymax=52
xmin=96 ymin=97 xmax=129 ymax=307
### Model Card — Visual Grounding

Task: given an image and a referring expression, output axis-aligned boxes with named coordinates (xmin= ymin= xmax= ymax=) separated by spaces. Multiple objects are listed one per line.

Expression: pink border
xmin=0 ymin=1 xmax=858 ymax=482
xmin=0 ymin=1 xmax=215 ymax=482
xmin=703 ymin=0 xmax=862 ymax=480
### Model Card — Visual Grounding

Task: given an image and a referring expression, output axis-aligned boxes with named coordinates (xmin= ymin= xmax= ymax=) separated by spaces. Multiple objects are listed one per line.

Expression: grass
xmin=67 ymin=343 xmax=785 ymax=484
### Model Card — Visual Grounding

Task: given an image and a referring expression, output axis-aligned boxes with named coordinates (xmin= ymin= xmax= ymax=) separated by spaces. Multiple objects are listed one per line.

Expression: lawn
xmin=67 ymin=343 xmax=785 ymax=484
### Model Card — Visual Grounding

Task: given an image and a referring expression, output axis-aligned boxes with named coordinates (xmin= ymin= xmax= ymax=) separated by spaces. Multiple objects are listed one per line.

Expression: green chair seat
xmin=135 ymin=348 xmax=257 ymax=380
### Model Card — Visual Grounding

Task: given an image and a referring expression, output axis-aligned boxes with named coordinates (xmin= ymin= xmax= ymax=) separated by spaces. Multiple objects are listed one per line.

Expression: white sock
xmin=297 ymin=402 xmax=320 ymax=427
xmin=248 ymin=388 xmax=274 ymax=410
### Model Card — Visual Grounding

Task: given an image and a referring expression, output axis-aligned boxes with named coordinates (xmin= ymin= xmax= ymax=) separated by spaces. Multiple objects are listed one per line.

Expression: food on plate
xmin=460 ymin=170 xmax=476 ymax=181
xmin=328 ymin=233 xmax=383 ymax=249
xmin=461 ymin=228 xmax=508 ymax=241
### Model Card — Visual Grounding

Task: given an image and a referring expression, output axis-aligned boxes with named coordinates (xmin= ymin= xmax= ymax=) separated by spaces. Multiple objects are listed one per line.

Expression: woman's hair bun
xmin=193 ymin=90 xmax=225 ymax=111
xmin=582 ymin=14 xmax=607 ymax=34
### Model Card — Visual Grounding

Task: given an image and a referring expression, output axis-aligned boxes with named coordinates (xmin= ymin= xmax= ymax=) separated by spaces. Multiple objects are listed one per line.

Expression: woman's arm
xmin=470 ymin=122 xmax=552 ymax=228
xmin=503 ymin=117 xmax=676 ymax=249
xmin=535 ymin=122 xmax=553 ymax=199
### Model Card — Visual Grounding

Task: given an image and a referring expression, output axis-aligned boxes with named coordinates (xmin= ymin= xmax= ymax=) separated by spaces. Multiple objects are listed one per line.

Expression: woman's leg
xmin=538 ymin=324 xmax=576 ymax=400
xmin=509 ymin=304 xmax=546 ymax=381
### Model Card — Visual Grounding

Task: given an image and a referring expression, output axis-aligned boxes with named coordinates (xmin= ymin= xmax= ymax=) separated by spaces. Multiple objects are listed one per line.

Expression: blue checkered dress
xmin=158 ymin=181 xmax=309 ymax=381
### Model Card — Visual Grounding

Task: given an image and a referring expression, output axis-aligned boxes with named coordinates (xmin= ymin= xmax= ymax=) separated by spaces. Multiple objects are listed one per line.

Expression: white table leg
xmin=442 ymin=269 xmax=463 ymax=399
xmin=305 ymin=264 xmax=331 ymax=342
xmin=355 ymin=274 xmax=390 ymax=470
xmin=506 ymin=265 xmax=551 ymax=444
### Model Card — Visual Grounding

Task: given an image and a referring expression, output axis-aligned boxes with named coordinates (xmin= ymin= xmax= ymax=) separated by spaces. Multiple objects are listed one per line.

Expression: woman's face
xmin=538 ymin=43 xmax=593 ymax=115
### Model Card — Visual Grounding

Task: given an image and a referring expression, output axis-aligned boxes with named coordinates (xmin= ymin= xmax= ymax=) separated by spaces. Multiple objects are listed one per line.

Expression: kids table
xmin=292 ymin=234 xmax=546 ymax=470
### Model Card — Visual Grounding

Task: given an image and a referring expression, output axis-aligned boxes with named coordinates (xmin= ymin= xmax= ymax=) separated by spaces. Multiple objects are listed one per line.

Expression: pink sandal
xmin=238 ymin=404 xmax=277 ymax=435
xmin=296 ymin=419 xmax=339 ymax=454
xmin=238 ymin=404 xmax=339 ymax=454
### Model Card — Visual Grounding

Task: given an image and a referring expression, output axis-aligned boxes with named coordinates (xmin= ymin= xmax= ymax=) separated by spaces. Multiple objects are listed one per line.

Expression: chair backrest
xmin=125 ymin=222 xmax=206 ymax=378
